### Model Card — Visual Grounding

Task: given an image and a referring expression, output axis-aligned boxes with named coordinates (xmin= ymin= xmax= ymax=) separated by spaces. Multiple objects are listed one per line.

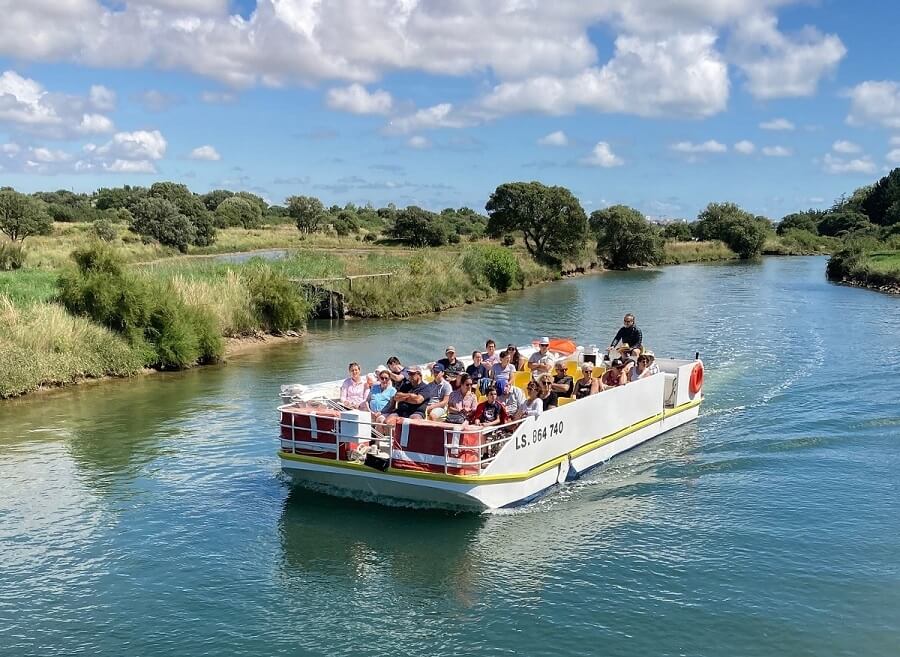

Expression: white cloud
xmin=671 ymin=140 xmax=727 ymax=153
xmin=832 ymin=140 xmax=861 ymax=154
xmin=734 ymin=140 xmax=756 ymax=154
xmin=136 ymin=89 xmax=180 ymax=112
xmin=846 ymin=81 xmax=900 ymax=129
xmin=104 ymin=159 xmax=157 ymax=173
xmin=760 ymin=117 xmax=794 ymax=130
xmin=89 ymin=84 xmax=116 ymax=111
xmin=200 ymin=90 xmax=237 ymax=104
xmin=538 ymin=130 xmax=569 ymax=147
xmin=581 ymin=141 xmax=624 ymax=167
xmin=326 ymin=83 xmax=393 ymax=115
xmin=31 ymin=147 xmax=71 ymax=163
xmin=731 ymin=14 xmax=845 ymax=99
xmin=891 ymin=136 xmax=900 ymax=146
xmin=761 ymin=145 xmax=792 ymax=157
xmin=97 ymin=130 xmax=167 ymax=160
xmin=1 ymin=142 xmax=20 ymax=156
xmin=822 ymin=153 xmax=876 ymax=174
xmin=188 ymin=144 xmax=221 ymax=161
xmin=78 ymin=113 xmax=114 ymax=134
xmin=886 ymin=149 xmax=900 ymax=164
xmin=407 ymin=135 xmax=431 ymax=149
xmin=387 ymin=103 xmax=473 ymax=134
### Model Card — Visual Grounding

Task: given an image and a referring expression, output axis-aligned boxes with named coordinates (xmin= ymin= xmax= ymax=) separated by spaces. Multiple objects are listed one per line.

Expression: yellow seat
xmin=557 ymin=396 xmax=575 ymax=406
xmin=593 ymin=367 xmax=606 ymax=379
xmin=564 ymin=361 xmax=579 ymax=378
xmin=511 ymin=370 xmax=532 ymax=389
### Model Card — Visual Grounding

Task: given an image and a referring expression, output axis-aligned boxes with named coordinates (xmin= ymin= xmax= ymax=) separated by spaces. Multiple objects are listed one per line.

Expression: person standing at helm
xmin=610 ymin=313 xmax=643 ymax=352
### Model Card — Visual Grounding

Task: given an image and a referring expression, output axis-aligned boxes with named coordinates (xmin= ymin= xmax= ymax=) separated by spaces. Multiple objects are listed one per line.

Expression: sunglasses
xmin=379 ymin=375 xmax=390 ymax=380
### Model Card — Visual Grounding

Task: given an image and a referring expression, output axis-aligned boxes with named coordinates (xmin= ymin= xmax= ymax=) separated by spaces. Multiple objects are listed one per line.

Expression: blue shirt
xmin=367 ymin=383 xmax=396 ymax=413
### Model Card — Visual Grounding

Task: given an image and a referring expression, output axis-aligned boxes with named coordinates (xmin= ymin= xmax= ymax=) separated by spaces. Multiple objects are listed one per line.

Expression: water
xmin=1 ymin=257 xmax=898 ymax=657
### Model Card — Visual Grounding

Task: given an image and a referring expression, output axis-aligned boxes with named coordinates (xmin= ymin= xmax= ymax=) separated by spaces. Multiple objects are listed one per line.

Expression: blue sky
xmin=1 ymin=0 xmax=900 ymax=220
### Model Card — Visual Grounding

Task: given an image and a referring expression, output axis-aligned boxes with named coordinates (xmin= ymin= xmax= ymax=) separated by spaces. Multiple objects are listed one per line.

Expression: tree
xmin=817 ymin=210 xmax=874 ymax=237
xmin=201 ymin=189 xmax=234 ymax=211
xmin=694 ymin=202 xmax=768 ymax=258
xmin=390 ymin=206 xmax=450 ymax=246
xmin=94 ymin=185 xmax=148 ymax=211
xmin=287 ymin=195 xmax=326 ymax=235
xmin=777 ymin=212 xmax=819 ymax=235
xmin=591 ymin=205 xmax=662 ymax=269
xmin=0 ymin=190 xmax=53 ymax=242
xmin=214 ymin=196 xmax=262 ymax=229
xmin=149 ymin=182 xmax=216 ymax=246
xmin=485 ymin=181 xmax=588 ymax=264
xmin=661 ymin=222 xmax=693 ymax=241
xmin=234 ymin=191 xmax=268 ymax=216
xmin=861 ymin=168 xmax=900 ymax=226
xmin=331 ymin=210 xmax=360 ymax=236
xmin=130 ymin=197 xmax=196 ymax=253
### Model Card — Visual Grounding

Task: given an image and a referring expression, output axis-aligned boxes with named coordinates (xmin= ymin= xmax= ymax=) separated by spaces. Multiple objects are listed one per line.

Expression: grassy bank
xmin=661 ymin=240 xmax=737 ymax=264
xmin=826 ymin=248 xmax=900 ymax=293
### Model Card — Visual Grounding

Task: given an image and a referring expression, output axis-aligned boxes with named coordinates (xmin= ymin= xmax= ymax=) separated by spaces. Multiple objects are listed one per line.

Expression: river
xmin=1 ymin=256 xmax=898 ymax=657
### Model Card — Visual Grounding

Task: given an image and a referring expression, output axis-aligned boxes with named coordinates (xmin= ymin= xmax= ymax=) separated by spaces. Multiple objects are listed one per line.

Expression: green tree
xmin=130 ymin=197 xmax=196 ymax=253
xmin=694 ymin=202 xmax=768 ymax=258
xmin=214 ymin=196 xmax=262 ymax=229
xmin=861 ymin=168 xmax=900 ymax=226
xmin=0 ymin=190 xmax=53 ymax=242
xmin=485 ymin=181 xmax=587 ymax=263
xmin=94 ymin=185 xmax=147 ymax=211
xmin=591 ymin=205 xmax=662 ymax=269
xmin=390 ymin=206 xmax=450 ymax=246
xmin=235 ymin=191 xmax=268 ymax=216
xmin=661 ymin=222 xmax=693 ymax=241
xmin=201 ymin=189 xmax=234 ymax=211
xmin=287 ymin=195 xmax=326 ymax=235
xmin=817 ymin=210 xmax=873 ymax=237
xmin=777 ymin=211 xmax=820 ymax=235
xmin=149 ymin=182 xmax=216 ymax=246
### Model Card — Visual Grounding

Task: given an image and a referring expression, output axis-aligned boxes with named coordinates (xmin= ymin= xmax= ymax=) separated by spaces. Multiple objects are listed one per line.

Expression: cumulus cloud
xmin=734 ymin=140 xmax=756 ymax=154
xmin=832 ymin=140 xmax=861 ymax=154
xmin=96 ymin=129 xmax=167 ymax=160
xmin=731 ymin=14 xmax=845 ymax=99
xmin=89 ymin=84 xmax=116 ymax=111
xmin=581 ymin=141 xmax=623 ymax=167
xmin=386 ymin=103 xmax=474 ymax=134
xmin=822 ymin=153 xmax=876 ymax=174
xmin=326 ymin=83 xmax=393 ymax=115
xmin=407 ymin=135 xmax=431 ymax=149
xmin=846 ymin=81 xmax=900 ymax=129
xmin=188 ymin=144 xmax=221 ymax=160
xmin=200 ymin=90 xmax=237 ymax=104
xmin=761 ymin=145 xmax=792 ymax=157
xmin=136 ymin=89 xmax=181 ymax=112
xmin=104 ymin=159 xmax=158 ymax=173
xmin=671 ymin=140 xmax=727 ymax=154
xmin=78 ymin=113 xmax=115 ymax=134
xmin=538 ymin=130 xmax=569 ymax=147
xmin=760 ymin=117 xmax=794 ymax=130
xmin=885 ymin=149 xmax=900 ymax=164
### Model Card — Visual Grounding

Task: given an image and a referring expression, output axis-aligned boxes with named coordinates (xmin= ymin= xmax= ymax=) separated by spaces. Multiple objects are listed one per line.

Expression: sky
xmin=1 ymin=0 xmax=900 ymax=220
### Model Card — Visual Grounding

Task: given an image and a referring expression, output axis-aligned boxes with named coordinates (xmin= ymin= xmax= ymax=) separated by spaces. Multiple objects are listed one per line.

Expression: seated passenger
xmin=630 ymin=351 xmax=660 ymax=381
xmin=490 ymin=349 xmax=516 ymax=386
xmin=496 ymin=379 xmax=525 ymax=420
xmin=446 ymin=373 xmax=477 ymax=424
xmin=507 ymin=344 xmax=527 ymax=371
xmin=469 ymin=385 xmax=509 ymax=426
xmin=550 ymin=361 xmax=574 ymax=397
xmin=609 ymin=313 xmax=643 ymax=353
xmin=424 ymin=363 xmax=452 ymax=420
xmin=385 ymin=356 xmax=408 ymax=385
xmin=522 ymin=381 xmax=544 ymax=418
xmin=600 ymin=359 xmax=627 ymax=390
xmin=538 ymin=374 xmax=559 ymax=409
xmin=381 ymin=365 xmax=429 ymax=422
xmin=340 ymin=361 xmax=369 ymax=409
xmin=365 ymin=365 xmax=396 ymax=413
xmin=437 ymin=345 xmax=466 ymax=387
xmin=574 ymin=363 xmax=599 ymax=399
xmin=527 ymin=337 xmax=555 ymax=379
xmin=482 ymin=339 xmax=500 ymax=366
xmin=466 ymin=350 xmax=490 ymax=394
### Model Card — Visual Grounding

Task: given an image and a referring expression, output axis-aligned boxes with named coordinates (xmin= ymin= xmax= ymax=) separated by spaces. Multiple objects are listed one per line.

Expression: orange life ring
xmin=689 ymin=362 xmax=704 ymax=395
xmin=532 ymin=338 xmax=577 ymax=356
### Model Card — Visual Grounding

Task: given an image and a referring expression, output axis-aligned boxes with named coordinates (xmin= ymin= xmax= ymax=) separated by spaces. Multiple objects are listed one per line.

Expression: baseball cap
xmin=445 ymin=345 xmax=456 ymax=353
xmin=539 ymin=337 xmax=550 ymax=345
xmin=495 ymin=379 xmax=508 ymax=394
xmin=432 ymin=363 xmax=445 ymax=373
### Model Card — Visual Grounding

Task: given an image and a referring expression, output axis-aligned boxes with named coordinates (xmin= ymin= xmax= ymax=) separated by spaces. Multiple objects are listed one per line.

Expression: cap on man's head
xmin=643 ymin=350 xmax=655 ymax=358
xmin=611 ymin=358 xmax=625 ymax=369
xmin=432 ymin=363 xmax=445 ymax=373
xmin=539 ymin=337 xmax=550 ymax=345
xmin=495 ymin=379 xmax=508 ymax=395
xmin=445 ymin=345 xmax=456 ymax=353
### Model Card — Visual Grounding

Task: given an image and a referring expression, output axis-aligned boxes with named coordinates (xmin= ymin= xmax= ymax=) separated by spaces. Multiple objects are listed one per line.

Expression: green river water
xmin=1 ymin=256 xmax=898 ymax=656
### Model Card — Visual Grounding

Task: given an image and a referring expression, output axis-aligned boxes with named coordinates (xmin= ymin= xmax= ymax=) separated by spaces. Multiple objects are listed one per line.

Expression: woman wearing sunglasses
xmin=447 ymin=373 xmax=478 ymax=424
xmin=364 ymin=365 xmax=396 ymax=414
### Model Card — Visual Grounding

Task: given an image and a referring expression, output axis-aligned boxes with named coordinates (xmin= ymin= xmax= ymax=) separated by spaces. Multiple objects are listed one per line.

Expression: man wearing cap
xmin=382 ymin=365 xmax=429 ymax=422
xmin=610 ymin=314 xmax=643 ymax=353
xmin=424 ymin=363 xmax=452 ymax=420
xmin=528 ymin=337 xmax=555 ymax=379
xmin=437 ymin=346 xmax=466 ymax=387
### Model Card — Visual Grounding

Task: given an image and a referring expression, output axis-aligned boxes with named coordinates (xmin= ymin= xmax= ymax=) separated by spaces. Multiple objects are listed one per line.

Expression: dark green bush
xmin=243 ymin=264 xmax=309 ymax=332
xmin=462 ymin=245 xmax=522 ymax=292
xmin=92 ymin=219 xmax=116 ymax=242
xmin=0 ymin=241 xmax=25 ymax=270
xmin=501 ymin=234 xmax=515 ymax=247
xmin=130 ymin=197 xmax=196 ymax=252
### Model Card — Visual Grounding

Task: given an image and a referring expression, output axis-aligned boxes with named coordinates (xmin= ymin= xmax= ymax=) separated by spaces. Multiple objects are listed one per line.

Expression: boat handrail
xmin=440 ymin=419 xmax=524 ymax=475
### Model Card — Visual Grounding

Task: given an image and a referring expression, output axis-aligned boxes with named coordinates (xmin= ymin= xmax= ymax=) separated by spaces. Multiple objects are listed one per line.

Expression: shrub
xmin=47 ymin=203 xmax=80 ymax=223
xmin=501 ymin=234 xmax=515 ymax=247
xmin=243 ymin=263 xmax=309 ymax=332
xmin=0 ymin=242 xmax=25 ymax=271
xmin=215 ymin=196 xmax=262 ymax=229
xmin=130 ymin=197 xmax=196 ymax=252
xmin=92 ymin=218 xmax=117 ymax=242
xmin=592 ymin=205 xmax=663 ymax=269
xmin=462 ymin=245 xmax=523 ymax=292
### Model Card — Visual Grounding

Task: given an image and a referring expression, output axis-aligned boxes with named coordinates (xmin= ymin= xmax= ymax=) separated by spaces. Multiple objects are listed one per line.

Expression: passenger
xmin=482 ymin=339 xmax=500 ymax=366
xmin=364 ymin=365 xmax=396 ymax=413
xmin=527 ymin=337 xmax=555 ymax=379
xmin=466 ymin=350 xmax=490 ymax=394
xmin=609 ymin=313 xmax=643 ymax=353
xmin=538 ymin=374 xmax=559 ymax=409
xmin=630 ymin=351 xmax=660 ymax=381
xmin=385 ymin=356 xmax=408 ymax=385
xmin=424 ymin=363 xmax=452 ymax=420
xmin=446 ymin=373 xmax=477 ymax=424
xmin=507 ymin=344 xmax=527 ymax=371
xmin=600 ymin=359 xmax=627 ymax=390
xmin=521 ymin=381 xmax=544 ymax=418
xmin=490 ymin=349 xmax=516 ymax=386
xmin=496 ymin=379 xmax=525 ymax=420
xmin=574 ymin=363 xmax=599 ymax=399
xmin=382 ymin=365 xmax=429 ymax=422
xmin=437 ymin=345 xmax=466 ymax=387
xmin=469 ymin=385 xmax=509 ymax=426
xmin=340 ymin=361 xmax=369 ymax=409
xmin=550 ymin=360 xmax=574 ymax=397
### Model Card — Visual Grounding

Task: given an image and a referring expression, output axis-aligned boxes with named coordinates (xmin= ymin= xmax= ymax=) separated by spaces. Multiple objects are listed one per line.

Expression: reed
xmin=662 ymin=240 xmax=736 ymax=264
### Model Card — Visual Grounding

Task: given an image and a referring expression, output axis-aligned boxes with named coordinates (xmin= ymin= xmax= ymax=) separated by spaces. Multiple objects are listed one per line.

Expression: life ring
xmin=532 ymin=338 xmax=577 ymax=356
xmin=689 ymin=362 xmax=704 ymax=395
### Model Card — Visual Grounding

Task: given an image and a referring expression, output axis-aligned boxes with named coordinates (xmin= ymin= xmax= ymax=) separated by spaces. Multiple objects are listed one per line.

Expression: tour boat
xmin=276 ymin=341 xmax=704 ymax=510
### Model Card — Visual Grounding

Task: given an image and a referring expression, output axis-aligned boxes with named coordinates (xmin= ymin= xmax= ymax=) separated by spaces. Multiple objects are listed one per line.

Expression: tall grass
xmin=0 ymin=269 xmax=59 ymax=306
xmin=0 ymin=294 xmax=145 ymax=398
xmin=662 ymin=240 xmax=736 ymax=264
xmin=167 ymin=271 xmax=256 ymax=336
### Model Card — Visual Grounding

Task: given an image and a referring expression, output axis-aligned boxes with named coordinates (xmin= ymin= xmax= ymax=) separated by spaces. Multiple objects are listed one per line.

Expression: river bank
xmin=826 ymin=248 xmax=900 ymax=296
